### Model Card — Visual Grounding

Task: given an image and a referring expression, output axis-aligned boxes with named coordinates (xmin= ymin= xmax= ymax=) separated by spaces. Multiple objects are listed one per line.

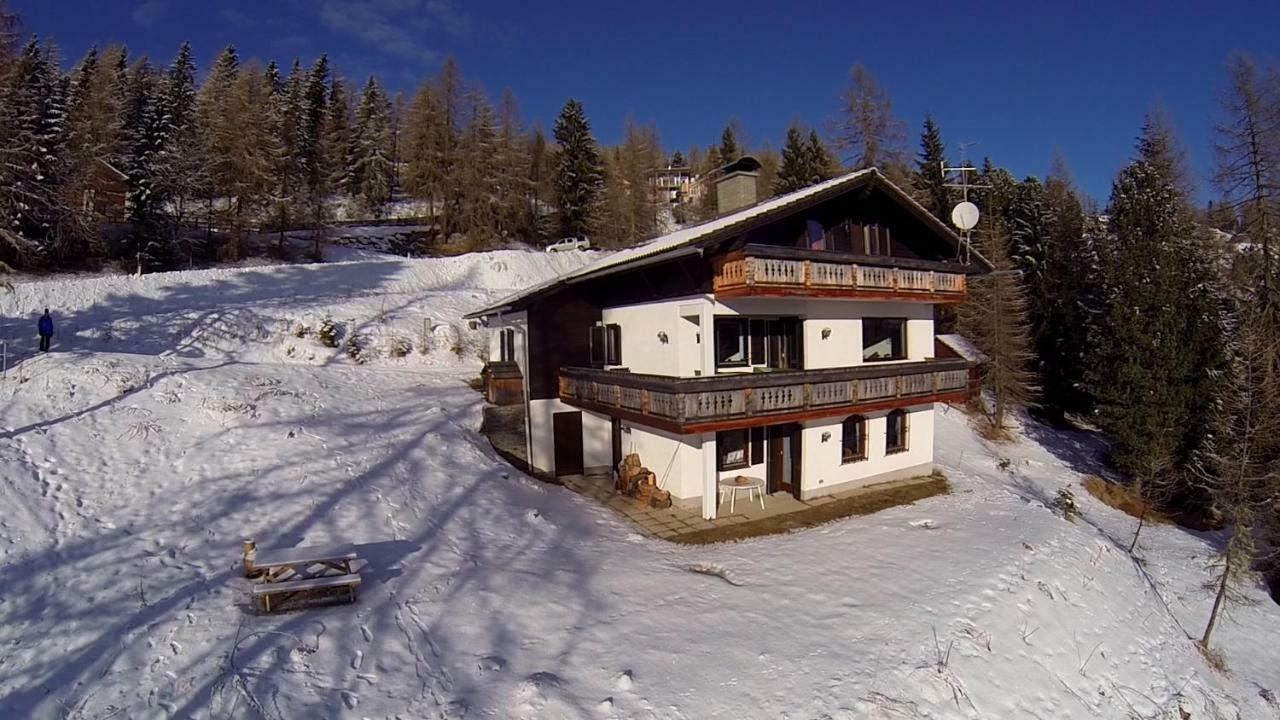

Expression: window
xmin=715 ymin=317 xmax=749 ymax=367
xmin=498 ymin=327 xmax=516 ymax=362
xmin=865 ymin=224 xmax=892 ymax=256
xmin=717 ymin=428 xmax=764 ymax=471
xmin=862 ymin=318 xmax=907 ymax=362
xmin=589 ymin=323 xmax=622 ymax=366
xmin=842 ymin=415 xmax=867 ymax=463
xmin=886 ymin=409 xmax=909 ymax=454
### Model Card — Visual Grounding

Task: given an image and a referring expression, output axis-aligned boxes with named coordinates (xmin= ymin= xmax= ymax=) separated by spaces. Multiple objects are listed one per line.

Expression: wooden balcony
xmin=558 ymin=358 xmax=972 ymax=433
xmin=712 ymin=244 xmax=968 ymax=302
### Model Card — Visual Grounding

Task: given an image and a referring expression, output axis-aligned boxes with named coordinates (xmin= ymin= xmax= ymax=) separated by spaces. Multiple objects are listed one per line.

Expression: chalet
xmin=468 ymin=163 xmax=991 ymax=520
xmin=77 ymin=158 xmax=129 ymax=223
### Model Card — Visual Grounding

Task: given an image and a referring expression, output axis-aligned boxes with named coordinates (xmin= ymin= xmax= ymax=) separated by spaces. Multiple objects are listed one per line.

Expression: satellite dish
xmin=951 ymin=201 xmax=980 ymax=231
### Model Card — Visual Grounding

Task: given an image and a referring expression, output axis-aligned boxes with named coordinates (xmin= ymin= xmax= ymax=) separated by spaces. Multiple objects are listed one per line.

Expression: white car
xmin=546 ymin=236 xmax=591 ymax=252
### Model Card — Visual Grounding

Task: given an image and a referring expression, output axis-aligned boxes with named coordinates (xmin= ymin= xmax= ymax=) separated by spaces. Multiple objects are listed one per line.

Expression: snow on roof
xmin=937 ymin=333 xmax=987 ymax=363
xmin=467 ymin=169 xmax=878 ymax=318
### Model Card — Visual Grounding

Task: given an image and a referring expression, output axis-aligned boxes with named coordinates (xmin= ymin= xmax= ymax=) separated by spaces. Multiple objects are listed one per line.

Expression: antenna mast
xmin=942 ymin=142 xmax=989 ymax=264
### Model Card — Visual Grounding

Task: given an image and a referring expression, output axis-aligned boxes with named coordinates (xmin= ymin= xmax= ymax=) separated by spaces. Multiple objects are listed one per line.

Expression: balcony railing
xmin=559 ymin=358 xmax=971 ymax=430
xmin=712 ymin=245 xmax=967 ymax=298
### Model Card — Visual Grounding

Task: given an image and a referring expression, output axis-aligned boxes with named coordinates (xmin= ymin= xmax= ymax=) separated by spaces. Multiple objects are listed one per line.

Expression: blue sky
xmin=14 ymin=0 xmax=1280 ymax=202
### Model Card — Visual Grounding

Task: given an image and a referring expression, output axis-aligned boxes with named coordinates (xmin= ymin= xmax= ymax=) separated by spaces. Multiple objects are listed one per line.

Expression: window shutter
xmin=589 ymin=325 xmax=606 ymax=366
xmin=750 ymin=427 xmax=764 ymax=464
xmin=749 ymin=319 xmax=766 ymax=365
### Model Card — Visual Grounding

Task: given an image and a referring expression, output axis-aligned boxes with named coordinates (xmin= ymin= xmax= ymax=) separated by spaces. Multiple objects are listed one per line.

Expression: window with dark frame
xmin=589 ymin=323 xmax=622 ymax=366
xmin=717 ymin=428 xmax=765 ymax=471
xmin=886 ymin=409 xmax=909 ymax=454
xmin=862 ymin=317 xmax=907 ymax=362
xmin=715 ymin=317 xmax=749 ymax=367
xmin=841 ymin=415 xmax=867 ymax=463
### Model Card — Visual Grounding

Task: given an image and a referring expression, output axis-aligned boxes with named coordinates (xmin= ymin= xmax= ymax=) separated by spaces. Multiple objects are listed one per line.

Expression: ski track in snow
xmin=0 ymin=250 xmax=1276 ymax=719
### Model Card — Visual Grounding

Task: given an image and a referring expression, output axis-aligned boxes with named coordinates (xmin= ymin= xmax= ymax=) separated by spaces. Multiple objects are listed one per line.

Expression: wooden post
xmin=242 ymin=539 xmax=259 ymax=578
xmin=803 ymin=260 xmax=812 ymax=288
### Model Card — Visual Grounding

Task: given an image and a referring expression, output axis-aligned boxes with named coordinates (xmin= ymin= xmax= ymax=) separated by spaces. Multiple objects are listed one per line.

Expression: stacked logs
xmin=617 ymin=453 xmax=672 ymax=509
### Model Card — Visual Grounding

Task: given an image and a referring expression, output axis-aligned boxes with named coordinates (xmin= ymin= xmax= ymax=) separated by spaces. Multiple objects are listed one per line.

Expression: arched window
xmin=886 ymin=409 xmax=909 ymax=454
xmin=842 ymin=415 xmax=866 ymax=463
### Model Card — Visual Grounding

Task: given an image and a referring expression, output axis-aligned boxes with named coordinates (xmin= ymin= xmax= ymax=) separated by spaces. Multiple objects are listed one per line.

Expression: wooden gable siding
xmin=736 ymin=185 xmax=956 ymax=263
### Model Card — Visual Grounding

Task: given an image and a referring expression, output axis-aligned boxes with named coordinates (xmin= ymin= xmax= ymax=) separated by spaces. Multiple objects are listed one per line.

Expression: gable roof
xmin=466 ymin=167 xmax=990 ymax=319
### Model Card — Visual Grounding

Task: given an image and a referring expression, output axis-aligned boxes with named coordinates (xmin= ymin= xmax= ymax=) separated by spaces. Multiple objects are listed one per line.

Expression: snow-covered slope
xmin=0 ymin=254 xmax=1276 ymax=719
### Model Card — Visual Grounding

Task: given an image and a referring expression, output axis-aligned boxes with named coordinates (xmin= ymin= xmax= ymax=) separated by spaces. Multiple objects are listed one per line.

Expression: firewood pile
xmin=617 ymin=453 xmax=672 ymax=509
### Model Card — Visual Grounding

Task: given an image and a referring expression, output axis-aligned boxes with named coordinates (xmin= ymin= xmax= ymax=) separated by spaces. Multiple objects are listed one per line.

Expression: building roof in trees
xmin=466 ymin=167 xmax=990 ymax=319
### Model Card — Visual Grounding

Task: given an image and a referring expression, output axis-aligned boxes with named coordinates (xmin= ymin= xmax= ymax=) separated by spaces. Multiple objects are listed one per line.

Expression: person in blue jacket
xmin=37 ymin=309 xmax=53 ymax=352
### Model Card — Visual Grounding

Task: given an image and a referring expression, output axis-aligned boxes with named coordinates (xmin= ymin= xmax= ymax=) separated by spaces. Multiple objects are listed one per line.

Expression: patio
xmin=560 ymin=471 xmax=948 ymax=544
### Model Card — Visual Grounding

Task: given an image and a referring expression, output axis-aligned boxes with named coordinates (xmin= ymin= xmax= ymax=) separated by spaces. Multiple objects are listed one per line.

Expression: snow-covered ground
xmin=0 ymin=252 xmax=1277 ymax=719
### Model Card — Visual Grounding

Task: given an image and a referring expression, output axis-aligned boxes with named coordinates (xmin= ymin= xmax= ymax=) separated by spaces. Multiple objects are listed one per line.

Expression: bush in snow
xmin=345 ymin=334 xmax=370 ymax=363
xmin=317 ymin=316 xmax=341 ymax=348
xmin=1052 ymin=487 xmax=1081 ymax=521
xmin=292 ymin=323 xmax=311 ymax=339
xmin=386 ymin=336 xmax=412 ymax=358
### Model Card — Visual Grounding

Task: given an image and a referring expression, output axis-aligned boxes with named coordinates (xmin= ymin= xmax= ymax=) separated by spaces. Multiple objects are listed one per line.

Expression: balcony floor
xmin=560 ymin=471 xmax=948 ymax=543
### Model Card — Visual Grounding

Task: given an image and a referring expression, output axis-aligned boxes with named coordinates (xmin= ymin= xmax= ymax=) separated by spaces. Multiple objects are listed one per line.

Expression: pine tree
xmin=1213 ymin=54 xmax=1280 ymax=302
xmin=552 ymin=98 xmax=603 ymax=239
xmin=670 ymin=149 xmax=685 ymax=167
xmin=913 ymin=115 xmax=952 ymax=221
xmin=1037 ymin=155 xmax=1100 ymax=420
xmin=805 ymin=130 xmax=839 ymax=184
xmin=0 ymin=39 xmax=72 ymax=267
xmin=773 ymin=124 xmax=811 ymax=195
xmin=348 ymin=76 xmax=393 ymax=216
xmin=1091 ymin=153 xmax=1231 ymax=513
xmin=831 ymin=62 xmax=905 ymax=170
xmin=120 ymin=58 xmax=176 ymax=270
xmin=720 ymin=123 xmax=739 ymax=163
xmin=526 ymin=126 xmax=554 ymax=243
xmin=159 ymin=42 xmax=203 ymax=234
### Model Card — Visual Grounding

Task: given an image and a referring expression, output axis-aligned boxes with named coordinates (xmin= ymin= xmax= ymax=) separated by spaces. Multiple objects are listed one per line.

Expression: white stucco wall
xmin=799 ymin=403 xmax=935 ymax=497
xmin=620 ymin=424 xmax=704 ymax=502
xmin=601 ymin=295 xmax=712 ymax=376
xmin=527 ymin=398 xmax=612 ymax=475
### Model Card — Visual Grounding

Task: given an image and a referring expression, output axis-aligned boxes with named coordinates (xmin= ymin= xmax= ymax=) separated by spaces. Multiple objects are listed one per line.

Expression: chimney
xmin=713 ymin=156 xmax=763 ymax=216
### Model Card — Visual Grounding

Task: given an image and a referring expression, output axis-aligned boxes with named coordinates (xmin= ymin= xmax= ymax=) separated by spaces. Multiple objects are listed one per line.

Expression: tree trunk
xmin=1128 ymin=505 xmax=1147 ymax=554
xmin=1201 ymin=546 xmax=1232 ymax=648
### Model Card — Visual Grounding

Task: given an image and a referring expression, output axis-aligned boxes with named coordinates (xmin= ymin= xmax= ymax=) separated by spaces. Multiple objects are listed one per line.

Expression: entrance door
xmin=766 ymin=423 xmax=802 ymax=497
xmin=553 ymin=411 xmax=584 ymax=477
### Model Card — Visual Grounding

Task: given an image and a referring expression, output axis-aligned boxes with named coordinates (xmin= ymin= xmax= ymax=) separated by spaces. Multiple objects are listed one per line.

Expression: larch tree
xmin=195 ymin=45 xmax=241 ymax=238
xmin=552 ymin=98 xmax=604 ymax=240
xmin=1213 ymin=54 xmax=1280 ymax=302
xmin=494 ymin=89 xmax=533 ymax=242
xmin=913 ymin=115 xmax=952 ymax=222
xmin=831 ymin=62 xmax=905 ymax=172
xmin=1196 ymin=306 xmax=1280 ymax=653
xmin=457 ymin=87 xmax=498 ymax=247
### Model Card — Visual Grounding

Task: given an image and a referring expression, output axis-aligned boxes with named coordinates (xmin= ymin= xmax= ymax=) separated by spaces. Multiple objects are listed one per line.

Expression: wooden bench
xmin=252 ymin=573 xmax=361 ymax=613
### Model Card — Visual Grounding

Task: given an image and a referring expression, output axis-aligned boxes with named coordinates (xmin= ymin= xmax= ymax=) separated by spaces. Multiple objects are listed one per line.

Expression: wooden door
xmin=553 ymin=411 xmax=584 ymax=477
xmin=766 ymin=424 xmax=802 ymax=497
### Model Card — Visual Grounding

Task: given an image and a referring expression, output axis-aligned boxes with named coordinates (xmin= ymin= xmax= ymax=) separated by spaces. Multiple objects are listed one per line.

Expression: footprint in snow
xmin=908 ymin=519 xmax=938 ymax=530
xmin=477 ymin=655 xmax=506 ymax=674
xmin=340 ymin=690 xmax=358 ymax=709
xmin=614 ymin=670 xmax=634 ymax=691
xmin=598 ymin=697 xmax=615 ymax=713
xmin=170 ymin=641 xmax=182 ymax=656
xmin=360 ymin=625 xmax=372 ymax=642
xmin=351 ymin=650 xmax=363 ymax=670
